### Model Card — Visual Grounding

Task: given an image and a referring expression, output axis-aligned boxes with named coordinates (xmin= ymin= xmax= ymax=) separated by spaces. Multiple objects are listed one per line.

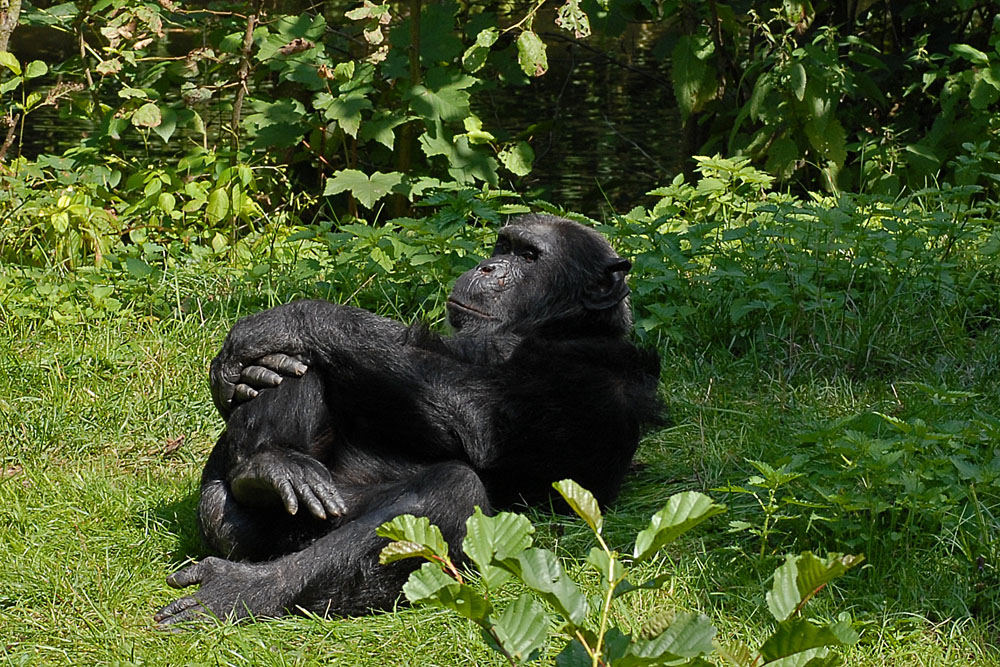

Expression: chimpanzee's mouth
xmin=446 ymin=298 xmax=493 ymax=319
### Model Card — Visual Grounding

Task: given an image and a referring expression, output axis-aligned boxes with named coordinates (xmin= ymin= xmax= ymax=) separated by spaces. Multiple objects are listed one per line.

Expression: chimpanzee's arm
xmin=210 ymin=300 xmax=408 ymax=418
xmin=210 ymin=300 xmax=497 ymax=465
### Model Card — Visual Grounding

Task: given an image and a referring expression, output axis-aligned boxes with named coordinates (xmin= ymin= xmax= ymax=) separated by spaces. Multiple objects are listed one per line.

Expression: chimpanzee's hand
xmin=154 ymin=557 xmax=291 ymax=626
xmin=235 ymin=352 xmax=308 ymax=398
xmin=209 ymin=305 xmax=317 ymax=418
xmin=230 ymin=450 xmax=347 ymax=520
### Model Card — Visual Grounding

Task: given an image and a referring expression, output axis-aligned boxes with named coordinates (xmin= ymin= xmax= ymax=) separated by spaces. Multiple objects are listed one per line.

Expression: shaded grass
xmin=1 ymin=273 xmax=998 ymax=664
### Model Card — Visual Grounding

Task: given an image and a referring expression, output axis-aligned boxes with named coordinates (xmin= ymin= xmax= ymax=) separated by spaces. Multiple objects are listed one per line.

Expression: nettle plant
xmin=377 ymin=480 xmax=863 ymax=666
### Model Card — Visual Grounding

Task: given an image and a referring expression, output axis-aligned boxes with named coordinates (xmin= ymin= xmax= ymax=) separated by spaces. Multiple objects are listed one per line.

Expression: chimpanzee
xmin=154 ymin=214 xmax=662 ymax=625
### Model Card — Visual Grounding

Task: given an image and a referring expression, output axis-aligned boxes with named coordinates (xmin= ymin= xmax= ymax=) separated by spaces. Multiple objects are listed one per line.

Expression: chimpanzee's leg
xmin=156 ymin=461 xmax=490 ymax=624
xmin=198 ymin=371 xmax=343 ymax=561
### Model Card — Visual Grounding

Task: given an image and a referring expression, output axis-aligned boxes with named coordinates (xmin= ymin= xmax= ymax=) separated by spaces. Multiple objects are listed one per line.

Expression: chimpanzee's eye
xmin=518 ymin=248 xmax=539 ymax=262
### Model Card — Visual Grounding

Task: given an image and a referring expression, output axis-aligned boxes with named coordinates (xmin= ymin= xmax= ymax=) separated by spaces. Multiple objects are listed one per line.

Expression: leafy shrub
xmin=378 ymin=480 xmax=863 ymax=666
xmin=614 ymin=156 xmax=1000 ymax=370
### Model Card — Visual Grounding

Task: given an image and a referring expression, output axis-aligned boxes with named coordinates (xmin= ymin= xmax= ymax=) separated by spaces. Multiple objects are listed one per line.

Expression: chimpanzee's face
xmin=446 ymin=215 xmax=632 ymax=336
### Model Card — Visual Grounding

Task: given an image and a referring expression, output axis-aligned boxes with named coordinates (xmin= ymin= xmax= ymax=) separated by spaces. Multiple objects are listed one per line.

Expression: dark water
xmin=20 ymin=24 xmax=681 ymax=217
xmin=477 ymin=29 xmax=683 ymax=216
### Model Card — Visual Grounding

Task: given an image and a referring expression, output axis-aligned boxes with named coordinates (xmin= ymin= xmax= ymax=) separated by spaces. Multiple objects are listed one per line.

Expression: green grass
xmin=1 ymin=268 xmax=998 ymax=665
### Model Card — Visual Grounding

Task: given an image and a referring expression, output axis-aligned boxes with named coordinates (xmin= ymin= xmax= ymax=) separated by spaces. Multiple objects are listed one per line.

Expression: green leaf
xmin=152 ymin=107 xmax=177 ymax=144
xmin=157 ymin=192 xmax=176 ymax=213
xmin=803 ymin=116 xmax=847 ymax=166
xmin=0 ymin=77 xmax=20 ymax=95
xmin=790 ymin=62 xmax=807 ymax=101
xmin=517 ymin=30 xmax=548 ymax=77
xmin=555 ymin=638 xmax=592 ymax=667
xmin=499 ymin=141 xmax=535 ymax=176
xmin=359 ymin=111 xmax=408 ymax=149
xmin=672 ymin=34 xmax=717 ymax=119
xmin=463 ymin=508 xmax=534 ymax=589
xmin=766 ymin=552 xmax=864 ymax=622
xmin=316 ymin=92 xmax=372 ymax=138
xmin=323 ymin=169 xmax=404 ymax=209
xmin=205 ymin=187 xmax=230 ymax=223
xmin=611 ymin=572 xmax=671 ymax=599
xmin=555 ymin=0 xmax=591 ymax=39
xmin=0 ymin=51 xmax=21 ymax=75
xmin=490 ymin=594 xmax=550 ymax=662
xmin=633 ymin=492 xmax=726 ymax=562
xmin=553 ymin=479 xmax=603 ymax=534
xmin=25 ymin=60 xmax=48 ymax=80
xmin=759 ymin=614 xmax=859 ymax=662
xmin=402 ymin=562 xmax=492 ymax=621
xmin=585 ymin=548 xmax=624 ymax=585
xmin=463 ymin=27 xmax=498 ymax=73
xmin=132 ymin=102 xmax=162 ymax=129
xmin=379 ymin=539 xmax=438 ymax=564
xmin=418 ymin=123 xmax=499 ymax=185
xmin=622 ymin=611 xmax=716 ymax=664
xmin=406 ymin=72 xmax=476 ymax=122
xmin=376 ymin=514 xmax=449 ymax=560
xmin=951 ymin=43 xmax=990 ymax=66
xmin=506 ymin=548 xmax=588 ymax=625
xmin=124 ymin=257 xmax=155 ymax=278
xmin=970 ymin=73 xmax=1000 ymax=109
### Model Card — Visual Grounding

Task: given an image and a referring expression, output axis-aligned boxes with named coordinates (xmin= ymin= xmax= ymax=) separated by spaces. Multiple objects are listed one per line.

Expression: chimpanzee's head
xmin=447 ymin=214 xmax=633 ymax=337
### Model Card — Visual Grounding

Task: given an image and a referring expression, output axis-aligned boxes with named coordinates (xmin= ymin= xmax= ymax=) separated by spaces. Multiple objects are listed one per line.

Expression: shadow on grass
xmin=151 ymin=489 xmax=207 ymax=565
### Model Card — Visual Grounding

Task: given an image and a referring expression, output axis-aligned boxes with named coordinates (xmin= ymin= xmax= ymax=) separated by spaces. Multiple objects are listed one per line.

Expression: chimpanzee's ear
xmin=582 ymin=258 xmax=631 ymax=310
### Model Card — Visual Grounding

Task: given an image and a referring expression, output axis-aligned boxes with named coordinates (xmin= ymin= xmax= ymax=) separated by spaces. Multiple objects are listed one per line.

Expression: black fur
xmin=155 ymin=214 xmax=662 ymax=624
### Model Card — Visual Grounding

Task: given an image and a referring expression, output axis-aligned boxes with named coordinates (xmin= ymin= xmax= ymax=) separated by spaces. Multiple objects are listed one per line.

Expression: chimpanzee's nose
xmin=478 ymin=260 xmax=507 ymax=278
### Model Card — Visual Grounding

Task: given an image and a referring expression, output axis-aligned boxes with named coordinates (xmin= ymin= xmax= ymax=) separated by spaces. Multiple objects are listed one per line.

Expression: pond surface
xmin=477 ymin=29 xmax=683 ymax=216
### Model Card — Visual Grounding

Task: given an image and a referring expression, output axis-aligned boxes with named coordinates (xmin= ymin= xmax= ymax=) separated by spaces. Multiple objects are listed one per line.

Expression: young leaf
xmin=490 ymin=594 xmax=550 ymax=662
xmin=463 ymin=508 xmax=534 ymax=588
xmin=517 ymin=30 xmax=548 ymax=77
xmin=585 ymin=547 xmax=623 ymax=584
xmin=499 ymin=141 xmax=535 ymax=177
xmin=0 ymin=51 xmax=21 ymax=75
xmin=508 ymin=548 xmax=589 ymax=626
xmin=553 ymin=479 xmax=602 ymax=534
xmin=766 ymin=552 xmax=864 ymax=622
xmin=25 ymin=60 xmax=48 ymax=80
xmin=624 ymin=611 xmax=716 ymax=663
xmin=402 ymin=562 xmax=492 ymax=621
xmin=758 ymin=614 xmax=859 ymax=662
xmin=376 ymin=514 xmax=449 ymax=560
xmin=633 ymin=492 xmax=726 ymax=562
xmin=379 ymin=540 xmax=438 ymax=564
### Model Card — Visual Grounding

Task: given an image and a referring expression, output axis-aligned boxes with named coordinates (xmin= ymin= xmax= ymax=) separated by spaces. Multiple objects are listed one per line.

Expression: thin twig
xmin=231 ymin=13 xmax=258 ymax=152
xmin=0 ymin=114 xmax=20 ymax=163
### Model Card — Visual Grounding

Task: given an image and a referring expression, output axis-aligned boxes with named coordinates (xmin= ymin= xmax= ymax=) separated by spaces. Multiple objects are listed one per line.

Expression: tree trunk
xmin=0 ymin=0 xmax=22 ymax=53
